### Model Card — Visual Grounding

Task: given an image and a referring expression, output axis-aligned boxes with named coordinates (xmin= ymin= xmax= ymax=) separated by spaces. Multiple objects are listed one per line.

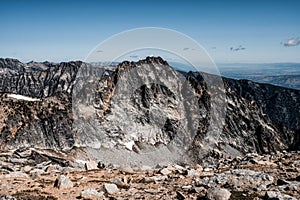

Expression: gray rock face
xmin=0 ymin=57 xmax=299 ymax=166
xmin=188 ymin=72 xmax=300 ymax=161
xmin=0 ymin=89 xmax=73 ymax=149
xmin=225 ymin=78 xmax=300 ymax=150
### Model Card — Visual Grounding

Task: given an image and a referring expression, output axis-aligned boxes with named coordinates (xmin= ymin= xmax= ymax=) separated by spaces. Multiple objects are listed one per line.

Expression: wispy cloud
xmin=183 ymin=47 xmax=195 ymax=51
xmin=230 ymin=45 xmax=246 ymax=51
xmin=283 ymin=37 xmax=300 ymax=47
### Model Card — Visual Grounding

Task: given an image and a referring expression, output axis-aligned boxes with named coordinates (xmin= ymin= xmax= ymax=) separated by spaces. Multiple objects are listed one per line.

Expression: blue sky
xmin=0 ymin=0 xmax=299 ymax=63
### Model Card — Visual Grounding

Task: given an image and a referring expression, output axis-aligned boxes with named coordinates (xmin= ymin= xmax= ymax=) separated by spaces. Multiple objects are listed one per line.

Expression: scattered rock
xmin=144 ymin=188 xmax=157 ymax=194
xmin=139 ymin=165 xmax=152 ymax=172
xmin=110 ymin=178 xmax=130 ymax=189
xmin=85 ymin=160 xmax=98 ymax=170
xmin=187 ymin=169 xmax=200 ymax=177
xmin=160 ymin=168 xmax=172 ymax=175
xmin=7 ymin=158 xmax=27 ymax=165
xmin=54 ymin=175 xmax=73 ymax=189
xmin=190 ymin=186 xmax=206 ymax=194
xmin=1 ymin=166 xmax=14 ymax=172
xmin=201 ymin=171 xmax=215 ymax=177
xmin=173 ymin=164 xmax=186 ymax=172
xmin=256 ymin=160 xmax=278 ymax=167
xmin=0 ymin=172 xmax=28 ymax=179
xmin=141 ymin=175 xmax=168 ymax=183
xmin=176 ymin=191 xmax=186 ymax=200
xmin=0 ymin=147 xmax=299 ymax=199
xmin=204 ymin=168 xmax=213 ymax=172
xmin=45 ymin=164 xmax=62 ymax=173
xmin=97 ymin=161 xmax=105 ymax=169
xmin=120 ymin=166 xmax=135 ymax=174
xmin=29 ymin=168 xmax=45 ymax=176
xmin=195 ymin=164 xmax=203 ymax=172
xmin=265 ymin=191 xmax=297 ymax=200
xmin=278 ymin=181 xmax=300 ymax=193
xmin=207 ymin=187 xmax=231 ymax=200
xmin=277 ymin=179 xmax=289 ymax=186
xmin=0 ymin=195 xmax=16 ymax=200
xmin=103 ymin=183 xmax=119 ymax=194
xmin=23 ymin=166 xmax=32 ymax=173
xmin=182 ymin=185 xmax=193 ymax=190
xmin=80 ymin=189 xmax=104 ymax=200
xmin=35 ymin=161 xmax=52 ymax=169
xmin=198 ymin=169 xmax=274 ymax=191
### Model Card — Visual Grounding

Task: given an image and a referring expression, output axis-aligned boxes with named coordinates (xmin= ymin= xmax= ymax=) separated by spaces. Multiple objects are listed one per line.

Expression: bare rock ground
xmin=0 ymin=148 xmax=299 ymax=200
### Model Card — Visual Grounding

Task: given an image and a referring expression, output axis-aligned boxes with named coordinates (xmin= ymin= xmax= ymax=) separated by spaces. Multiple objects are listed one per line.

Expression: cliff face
xmin=0 ymin=57 xmax=299 ymax=165
xmin=0 ymin=58 xmax=82 ymax=150
xmin=0 ymin=92 xmax=73 ymax=150
xmin=224 ymin=78 xmax=300 ymax=150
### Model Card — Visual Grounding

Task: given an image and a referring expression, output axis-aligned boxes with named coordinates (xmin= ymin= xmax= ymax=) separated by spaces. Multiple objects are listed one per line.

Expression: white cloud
xmin=283 ymin=37 xmax=300 ymax=47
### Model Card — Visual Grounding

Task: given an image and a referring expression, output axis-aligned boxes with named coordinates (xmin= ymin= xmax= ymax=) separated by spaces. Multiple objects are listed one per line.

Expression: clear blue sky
xmin=0 ymin=0 xmax=299 ymax=63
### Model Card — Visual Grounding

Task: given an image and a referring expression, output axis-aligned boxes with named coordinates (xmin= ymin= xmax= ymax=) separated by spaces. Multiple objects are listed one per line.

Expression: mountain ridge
xmin=0 ymin=57 xmax=299 ymax=166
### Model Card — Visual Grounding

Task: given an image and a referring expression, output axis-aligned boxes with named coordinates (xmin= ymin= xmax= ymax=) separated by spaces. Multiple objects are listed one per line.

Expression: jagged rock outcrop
xmin=0 ymin=57 xmax=299 ymax=165
xmin=0 ymin=58 xmax=82 ymax=97
xmin=187 ymin=72 xmax=291 ymax=162
xmin=225 ymin=78 xmax=300 ymax=150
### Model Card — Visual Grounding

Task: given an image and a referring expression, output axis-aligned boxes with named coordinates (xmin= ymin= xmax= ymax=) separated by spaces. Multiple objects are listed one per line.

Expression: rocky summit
xmin=0 ymin=57 xmax=299 ymax=199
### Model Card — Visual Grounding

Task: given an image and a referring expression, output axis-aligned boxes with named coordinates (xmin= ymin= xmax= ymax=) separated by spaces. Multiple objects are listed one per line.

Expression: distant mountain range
xmin=218 ymin=63 xmax=300 ymax=90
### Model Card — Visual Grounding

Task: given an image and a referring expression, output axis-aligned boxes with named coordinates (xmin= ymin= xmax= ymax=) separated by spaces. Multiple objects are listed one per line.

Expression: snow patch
xmin=124 ymin=141 xmax=135 ymax=151
xmin=118 ymin=140 xmax=135 ymax=151
xmin=7 ymin=94 xmax=41 ymax=101
xmin=75 ymin=159 xmax=87 ymax=165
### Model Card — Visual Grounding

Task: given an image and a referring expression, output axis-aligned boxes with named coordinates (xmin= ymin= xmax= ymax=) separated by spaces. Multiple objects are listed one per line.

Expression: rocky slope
xmin=225 ymin=78 xmax=300 ymax=150
xmin=0 ymin=148 xmax=299 ymax=199
xmin=0 ymin=57 xmax=299 ymax=166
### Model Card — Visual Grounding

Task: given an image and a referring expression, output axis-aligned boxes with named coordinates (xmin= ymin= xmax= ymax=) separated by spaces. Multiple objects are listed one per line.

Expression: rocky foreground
xmin=0 ymin=148 xmax=299 ymax=200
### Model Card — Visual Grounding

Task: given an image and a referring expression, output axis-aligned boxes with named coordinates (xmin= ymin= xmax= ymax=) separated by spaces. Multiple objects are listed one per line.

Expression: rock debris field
xmin=0 ymin=148 xmax=299 ymax=200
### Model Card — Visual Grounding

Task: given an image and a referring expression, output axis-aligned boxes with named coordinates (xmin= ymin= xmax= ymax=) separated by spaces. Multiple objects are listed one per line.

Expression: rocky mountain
xmin=0 ymin=57 xmax=299 ymax=166
xmin=0 ymin=58 xmax=81 ymax=98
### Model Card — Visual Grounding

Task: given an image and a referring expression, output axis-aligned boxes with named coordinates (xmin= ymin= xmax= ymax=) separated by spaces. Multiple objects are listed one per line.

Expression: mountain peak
xmin=117 ymin=56 xmax=168 ymax=68
xmin=0 ymin=57 xmax=299 ymax=166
